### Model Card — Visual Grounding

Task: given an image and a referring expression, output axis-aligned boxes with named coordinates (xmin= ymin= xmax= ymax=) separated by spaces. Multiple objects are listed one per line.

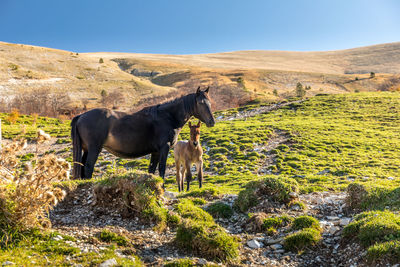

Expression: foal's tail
xmin=71 ymin=115 xmax=82 ymax=179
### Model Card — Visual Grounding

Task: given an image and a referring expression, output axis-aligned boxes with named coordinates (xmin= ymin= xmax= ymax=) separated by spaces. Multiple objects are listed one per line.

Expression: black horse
xmin=71 ymin=87 xmax=215 ymax=185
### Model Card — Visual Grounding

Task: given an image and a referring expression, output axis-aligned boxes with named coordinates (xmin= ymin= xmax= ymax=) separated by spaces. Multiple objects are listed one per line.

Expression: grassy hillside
xmin=1 ymin=41 xmax=400 ymax=113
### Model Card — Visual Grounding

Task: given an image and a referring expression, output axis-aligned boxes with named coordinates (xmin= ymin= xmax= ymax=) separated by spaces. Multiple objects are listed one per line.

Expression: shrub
xmin=234 ymin=176 xmax=299 ymax=212
xmin=174 ymin=199 xmax=240 ymax=261
xmin=6 ymin=109 xmax=20 ymax=124
xmin=206 ymin=202 xmax=233 ymax=219
xmin=93 ymin=170 xmax=167 ymax=230
xmin=283 ymin=228 xmax=321 ymax=252
xmin=175 ymin=199 xmax=213 ymax=223
xmin=367 ymin=240 xmax=400 ymax=262
xmin=176 ymin=219 xmax=239 ymax=261
xmin=343 ymin=210 xmax=400 ymax=263
xmin=262 ymin=215 xmax=293 ymax=230
xmin=97 ymin=230 xmax=129 ymax=246
xmin=99 ymin=58 xmax=104 ymax=64
xmin=0 ymin=138 xmax=70 ymax=233
xmin=291 ymin=216 xmax=321 ymax=231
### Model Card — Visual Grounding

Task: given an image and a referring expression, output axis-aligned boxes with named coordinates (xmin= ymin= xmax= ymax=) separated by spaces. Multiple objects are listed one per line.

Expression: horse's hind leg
xmin=80 ymin=151 xmax=88 ymax=178
xmin=83 ymin=146 xmax=102 ymax=179
xmin=149 ymin=152 xmax=160 ymax=174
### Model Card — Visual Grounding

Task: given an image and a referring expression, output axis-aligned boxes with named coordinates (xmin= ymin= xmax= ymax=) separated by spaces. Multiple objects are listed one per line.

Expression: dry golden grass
xmin=0 ymin=132 xmax=70 ymax=229
xmin=1 ymin=41 xmax=400 ymax=111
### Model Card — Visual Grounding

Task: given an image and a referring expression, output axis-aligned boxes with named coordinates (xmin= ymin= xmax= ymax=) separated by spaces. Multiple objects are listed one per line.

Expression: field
xmin=0 ymin=92 xmax=400 ymax=266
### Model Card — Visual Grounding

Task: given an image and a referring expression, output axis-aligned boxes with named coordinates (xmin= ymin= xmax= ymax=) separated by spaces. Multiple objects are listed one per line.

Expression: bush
xmin=94 ymin=170 xmax=167 ymax=230
xmin=291 ymin=216 xmax=321 ymax=231
xmin=175 ymin=199 xmax=213 ymax=223
xmin=0 ymin=138 xmax=70 ymax=233
xmin=367 ymin=240 xmax=400 ymax=262
xmin=174 ymin=199 xmax=240 ymax=261
xmin=284 ymin=228 xmax=321 ymax=252
xmin=234 ymin=176 xmax=299 ymax=212
xmin=262 ymin=215 xmax=293 ymax=230
xmin=176 ymin=219 xmax=239 ymax=261
xmin=343 ymin=210 xmax=400 ymax=263
xmin=97 ymin=230 xmax=129 ymax=246
xmin=206 ymin=202 xmax=233 ymax=219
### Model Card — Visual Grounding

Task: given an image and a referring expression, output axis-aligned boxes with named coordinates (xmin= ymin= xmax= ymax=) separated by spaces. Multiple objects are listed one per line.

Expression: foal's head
xmin=194 ymin=87 xmax=215 ymax=127
xmin=188 ymin=121 xmax=201 ymax=147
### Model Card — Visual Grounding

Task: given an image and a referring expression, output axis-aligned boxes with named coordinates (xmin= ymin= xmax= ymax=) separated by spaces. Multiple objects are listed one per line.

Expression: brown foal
xmin=174 ymin=121 xmax=203 ymax=192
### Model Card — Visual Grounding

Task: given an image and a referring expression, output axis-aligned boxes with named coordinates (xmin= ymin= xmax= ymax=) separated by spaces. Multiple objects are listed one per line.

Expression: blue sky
xmin=0 ymin=0 xmax=399 ymax=54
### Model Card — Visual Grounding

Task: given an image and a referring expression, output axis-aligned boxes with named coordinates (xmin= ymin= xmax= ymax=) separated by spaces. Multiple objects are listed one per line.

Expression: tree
xmin=99 ymin=58 xmax=104 ymax=64
xmin=295 ymin=82 xmax=306 ymax=98
xmin=273 ymin=89 xmax=278 ymax=96
xmin=370 ymin=72 xmax=375 ymax=78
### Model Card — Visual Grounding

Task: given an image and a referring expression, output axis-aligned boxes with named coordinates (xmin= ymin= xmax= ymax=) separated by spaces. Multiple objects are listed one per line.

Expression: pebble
xmin=197 ymin=258 xmax=207 ymax=265
xmin=339 ymin=217 xmax=351 ymax=226
xmin=247 ymin=239 xmax=262 ymax=249
xmin=99 ymin=258 xmax=117 ymax=267
xmin=270 ymin=244 xmax=283 ymax=250
xmin=52 ymin=235 xmax=63 ymax=241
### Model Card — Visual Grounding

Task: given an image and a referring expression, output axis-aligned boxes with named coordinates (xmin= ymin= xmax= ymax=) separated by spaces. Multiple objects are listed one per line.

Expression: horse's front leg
xmin=149 ymin=152 xmax=160 ymax=174
xmin=196 ymin=160 xmax=203 ymax=189
xmin=158 ymin=144 xmax=170 ymax=189
xmin=185 ymin=162 xmax=193 ymax=191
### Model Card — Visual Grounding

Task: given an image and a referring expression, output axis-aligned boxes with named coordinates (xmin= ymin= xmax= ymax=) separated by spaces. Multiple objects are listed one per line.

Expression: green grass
xmin=0 ymin=229 xmax=141 ymax=266
xmin=343 ymin=210 xmax=400 ymax=263
xmin=291 ymin=216 xmax=321 ymax=231
xmin=97 ymin=229 xmax=129 ymax=247
xmin=283 ymin=228 xmax=322 ymax=252
xmin=205 ymin=202 xmax=234 ymax=219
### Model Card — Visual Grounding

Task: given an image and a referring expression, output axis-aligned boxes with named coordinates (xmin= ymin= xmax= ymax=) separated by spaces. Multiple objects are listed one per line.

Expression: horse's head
xmin=188 ymin=121 xmax=201 ymax=147
xmin=194 ymin=86 xmax=215 ymax=127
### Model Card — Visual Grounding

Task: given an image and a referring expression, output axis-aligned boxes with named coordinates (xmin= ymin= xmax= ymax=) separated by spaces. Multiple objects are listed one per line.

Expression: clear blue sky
xmin=0 ymin=0 xmax=399 ymax=54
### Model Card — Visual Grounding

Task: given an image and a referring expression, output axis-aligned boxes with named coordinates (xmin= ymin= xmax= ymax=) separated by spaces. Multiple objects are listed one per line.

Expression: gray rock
xmin=99 ymin=258 xmax=117 ymax=267
xmin=264 ymin=237 xmax=284 ymax=245
xmin=247 ymin=239 xmax=262 ymax=249
xmin=197 ymin=258 xmax=207 ymax=265
xmin=270 ymin=244 xmax=283 ymax=250
xmin=339 ymin=217 xmax=351 ymax=226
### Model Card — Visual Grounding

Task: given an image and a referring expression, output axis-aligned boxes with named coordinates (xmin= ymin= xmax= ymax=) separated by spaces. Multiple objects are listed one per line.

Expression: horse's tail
xmin=71 ymin=115 xmax=82 ymax=179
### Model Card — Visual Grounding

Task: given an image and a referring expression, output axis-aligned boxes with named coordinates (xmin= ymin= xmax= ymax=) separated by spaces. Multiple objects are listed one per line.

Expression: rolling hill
xmin=0 ymin=41 xmax=399 ymax=114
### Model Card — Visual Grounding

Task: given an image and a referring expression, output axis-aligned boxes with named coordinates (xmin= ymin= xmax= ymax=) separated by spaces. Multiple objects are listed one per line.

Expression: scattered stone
xmin=99 ymin=258 xmax=117 ymax=267
xmin=197 ymin=258 xmax=207 ymax=265
xmin=247 ymin=239 xmax=262 ymax=249
xmin=52 ymin=235 xmax=63 ymax=241
xmin=339 ymin=217 xmax=351 ymax=226
xmin=270 ymin=244 xmax=283 ymax=250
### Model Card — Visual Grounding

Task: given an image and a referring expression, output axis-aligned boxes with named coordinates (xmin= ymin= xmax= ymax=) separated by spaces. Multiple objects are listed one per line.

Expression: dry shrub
xmin=346 ymin=183 xmax=368 ymax=210
xmin=6 ymin=109 xmax=20 ymax=124
xmin=245 ymin=212 xmax=269 ymax=232
xmin=0 ymin=135 xmax=70 ymax=230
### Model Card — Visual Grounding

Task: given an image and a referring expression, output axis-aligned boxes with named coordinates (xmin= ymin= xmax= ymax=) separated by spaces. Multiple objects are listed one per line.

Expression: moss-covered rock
xmin=206 ymin=202 xmax=233 ymax=219
xmin=176 ymin=219 xmax=239 ymax=262
xmin=93 ymin=170 xmax=167 ymax=230
xmin=234 ymin=176 xmax=299 ymax=212
xmin=343 ymin=210 xmax=400 ymax=263
xmin=291 ymin=215 xmax=321 ymax=231
xmin=175 ymin=199 xmax=214 ymax=223
xmin=283 ymin=228 xmax=321 ymax=252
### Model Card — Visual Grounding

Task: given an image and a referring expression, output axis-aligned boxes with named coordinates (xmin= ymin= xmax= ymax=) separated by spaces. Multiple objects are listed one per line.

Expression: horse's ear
xmin=189 ymin=121 xmax=192 ymax=127
xmin=196 ymin=86 xmax=201 ymax=95
xmin=197 ymin=120 xmax=201 ymax=127
xmin=204 ymin=86 xmax=209 ymax=94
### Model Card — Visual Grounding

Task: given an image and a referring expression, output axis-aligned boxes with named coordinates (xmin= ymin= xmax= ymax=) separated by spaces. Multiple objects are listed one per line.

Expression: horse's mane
xmin=138 ymin=93 xmax=196 ymax=118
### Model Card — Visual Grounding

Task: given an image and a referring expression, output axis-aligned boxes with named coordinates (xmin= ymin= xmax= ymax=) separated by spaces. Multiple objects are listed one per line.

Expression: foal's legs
xmin=196 ymin=160 xmax=203 ymax=189
xmin=185 ymin=162 xmax=193 ymax=191
xmin=149 ymin=152 xmax=160 ymax=174
xmin=175 ymin=161 xmax=182 ymax=192
xmin=83 ymin=146 xmax=102 ymax=179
